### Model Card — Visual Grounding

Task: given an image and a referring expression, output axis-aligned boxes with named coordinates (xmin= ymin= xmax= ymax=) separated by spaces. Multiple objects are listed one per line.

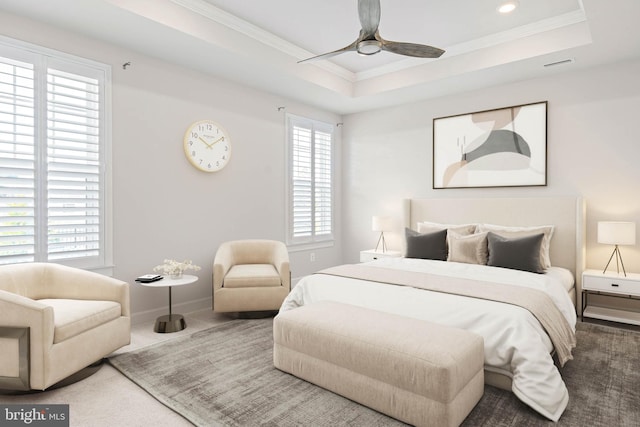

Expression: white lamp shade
xmin=597 ymin=221 xmax=636 ymax=245
xmin=372 ymin=216 xmax=393 ymax=232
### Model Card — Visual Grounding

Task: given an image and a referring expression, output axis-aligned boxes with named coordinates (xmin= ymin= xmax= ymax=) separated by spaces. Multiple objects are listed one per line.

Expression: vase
xmin=170 ymin=271 xmax=183 ymax=279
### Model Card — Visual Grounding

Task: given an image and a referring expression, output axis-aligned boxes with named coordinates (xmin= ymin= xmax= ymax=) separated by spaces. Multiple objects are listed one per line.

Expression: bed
xmin=280 ymin=196 xmax=585 ymax=422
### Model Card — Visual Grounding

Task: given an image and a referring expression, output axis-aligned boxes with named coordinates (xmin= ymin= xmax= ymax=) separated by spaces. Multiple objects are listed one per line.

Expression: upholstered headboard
xmin=403 ymin=197 xmax=586 ymax=308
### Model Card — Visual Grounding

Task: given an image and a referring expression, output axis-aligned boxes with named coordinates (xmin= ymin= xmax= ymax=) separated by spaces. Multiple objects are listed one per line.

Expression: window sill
xmin=287 ymin=241 xmax=334 ymax=253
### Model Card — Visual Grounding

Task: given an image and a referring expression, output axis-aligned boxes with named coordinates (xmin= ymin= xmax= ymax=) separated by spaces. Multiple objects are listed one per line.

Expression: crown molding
xmin=172 ymin=0 xmax=587 ymax=85
xmin=355 ymin=8 xmax=588 ymax=81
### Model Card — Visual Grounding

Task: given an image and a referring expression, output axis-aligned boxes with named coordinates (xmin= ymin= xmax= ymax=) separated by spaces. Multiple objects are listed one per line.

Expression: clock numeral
xmin=224 ymin=145 xmax=228 ymax=151
xmin=191 ymin=150 xmax=196 ymax=157
xmin=216 ymin=161 xmax=220 ymax=166
xmin=208 ymin=163 xmax=212 ymax=169
xmin=191 ymin=132 xmax=198 ymax=139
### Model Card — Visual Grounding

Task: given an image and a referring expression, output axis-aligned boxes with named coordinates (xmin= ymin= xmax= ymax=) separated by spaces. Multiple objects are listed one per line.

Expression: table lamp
xmin=598 ymin=221 xmax=636 ymax=276
xmin=372 ymin=216 xmax=392 ymax=253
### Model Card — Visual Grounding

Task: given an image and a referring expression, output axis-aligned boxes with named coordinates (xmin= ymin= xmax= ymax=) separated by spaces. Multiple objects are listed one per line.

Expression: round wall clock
xmin=183 ymin=120 xmax=231 ymax=172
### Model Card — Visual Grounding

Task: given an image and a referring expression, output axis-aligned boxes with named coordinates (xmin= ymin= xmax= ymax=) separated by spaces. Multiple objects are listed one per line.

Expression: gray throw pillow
xmin=405 ymin=228 xmax=447 ymax=261
xmin=487 ymin=232 xmax=544 ymax=273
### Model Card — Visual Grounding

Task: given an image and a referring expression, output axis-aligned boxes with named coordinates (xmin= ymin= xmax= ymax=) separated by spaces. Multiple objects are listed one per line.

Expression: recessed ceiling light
xmin=497 ymin=1 xmax=519 ymax=14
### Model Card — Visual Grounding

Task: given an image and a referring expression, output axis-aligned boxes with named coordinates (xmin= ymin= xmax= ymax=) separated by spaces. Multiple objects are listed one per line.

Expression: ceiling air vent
xmin=543 ymin=59 xmax=575 ymax=68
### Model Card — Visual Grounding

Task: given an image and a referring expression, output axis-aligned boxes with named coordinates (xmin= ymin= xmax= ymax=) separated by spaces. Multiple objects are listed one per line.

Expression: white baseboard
xmin=131 ymin=296 xmax=212 ymax=325
xmin=132 ymin=280 xmax=306 ymax=324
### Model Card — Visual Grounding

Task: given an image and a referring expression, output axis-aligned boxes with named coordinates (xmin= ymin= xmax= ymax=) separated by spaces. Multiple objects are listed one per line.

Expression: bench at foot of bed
xmin=273 ymin=301 xmax=485 ymax=427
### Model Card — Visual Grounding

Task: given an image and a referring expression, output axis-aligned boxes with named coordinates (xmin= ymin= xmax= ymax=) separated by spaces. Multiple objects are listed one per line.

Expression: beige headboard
xmin=403 ymin=196 xmax=586 ymax=288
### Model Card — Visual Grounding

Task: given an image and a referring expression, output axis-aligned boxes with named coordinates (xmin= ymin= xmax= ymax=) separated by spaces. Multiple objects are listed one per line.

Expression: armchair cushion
xmin=38 ymin=299 xmax=123 ymax=343
xmin=223 ymin=264 xmax=282 ymax=288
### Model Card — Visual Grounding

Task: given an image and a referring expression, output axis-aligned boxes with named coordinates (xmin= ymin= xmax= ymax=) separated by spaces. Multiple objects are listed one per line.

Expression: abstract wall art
xmin=432 ymin=101 xmax=547 ymax=189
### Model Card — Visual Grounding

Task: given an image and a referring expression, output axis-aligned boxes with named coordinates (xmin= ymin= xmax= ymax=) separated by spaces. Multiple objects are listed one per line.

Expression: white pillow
xmin=447 ymin=231 xmax=488 ymax=265
xmin=417 ymin=221 xmax=476 ymax=236
xmin=477 ymin=224 xmax=554 ymax=269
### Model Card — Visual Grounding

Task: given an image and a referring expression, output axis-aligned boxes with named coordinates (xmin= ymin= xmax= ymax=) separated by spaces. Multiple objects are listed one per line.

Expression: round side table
xmin=138 ymin=275 xmax=198 ymax=333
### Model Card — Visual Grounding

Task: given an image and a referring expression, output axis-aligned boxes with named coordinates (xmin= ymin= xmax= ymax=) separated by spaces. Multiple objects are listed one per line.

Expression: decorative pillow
xmin=405 ymin=228 xmax=448 ymax=261
xmin=477 ymin=224 xmax=554 ymax=269
xmin=447 ymin=231 xmax=488 ymax=265
xmin=486 ymin=232 xmax=545 ymax=273
xmin=418 ymin=221 xmax=476 ymax=236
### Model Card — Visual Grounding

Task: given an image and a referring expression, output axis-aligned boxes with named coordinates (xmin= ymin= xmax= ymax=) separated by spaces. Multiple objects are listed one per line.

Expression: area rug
xmin=109 ymin=319 xmax=640 ymax=427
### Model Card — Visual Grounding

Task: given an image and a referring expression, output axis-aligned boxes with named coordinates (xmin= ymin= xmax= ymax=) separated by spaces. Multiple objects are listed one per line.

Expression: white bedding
xmin=280 ymin=257 xmax=576 ymax=422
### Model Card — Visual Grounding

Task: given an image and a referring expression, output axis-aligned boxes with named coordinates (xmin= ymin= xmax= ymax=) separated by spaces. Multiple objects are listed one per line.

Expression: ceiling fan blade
xmin=298 ymin=2 xmax=445 ymax=63
xmin=380 ymin=40 xmax=445 ymax=58
xmin=298 ymin=41 xmax=358 ymax=63
xmin=358 ymin=0 xmax=381 ymax=37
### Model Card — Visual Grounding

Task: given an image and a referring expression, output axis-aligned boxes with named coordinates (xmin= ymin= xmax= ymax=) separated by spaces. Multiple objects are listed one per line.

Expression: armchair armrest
xmin=213 ymin=244 xmax=234 ymax=291
xmin=0 ymin=289 xmax=55 ymax=346
xmin=1 ymin=289 xmax=56 ymax=389
xmin=271 ymin=244 xmax=291 ymax=290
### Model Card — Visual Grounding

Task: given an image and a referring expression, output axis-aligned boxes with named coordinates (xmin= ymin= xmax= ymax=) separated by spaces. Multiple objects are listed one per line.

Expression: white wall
xmin=341 ymin=59 xmax=640 ymax=279
xmin=0 ymin=12 xmax=343 ymax=322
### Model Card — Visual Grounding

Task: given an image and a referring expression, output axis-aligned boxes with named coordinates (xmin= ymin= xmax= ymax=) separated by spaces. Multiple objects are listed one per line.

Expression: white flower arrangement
xmin=153 ymin=259 xmax=201 ymax=278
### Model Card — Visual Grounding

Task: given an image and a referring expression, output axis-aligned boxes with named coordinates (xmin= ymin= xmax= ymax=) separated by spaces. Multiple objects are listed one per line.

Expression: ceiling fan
xmin=299 ymin=0 xmax=445 ymax=63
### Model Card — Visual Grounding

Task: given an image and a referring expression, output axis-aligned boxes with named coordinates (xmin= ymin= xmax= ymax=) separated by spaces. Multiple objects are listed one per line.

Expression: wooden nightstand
xmin=360 ymin=249 xmax=402 ymax=263
xmin=582 ymin=269 xmax=640 ymax=326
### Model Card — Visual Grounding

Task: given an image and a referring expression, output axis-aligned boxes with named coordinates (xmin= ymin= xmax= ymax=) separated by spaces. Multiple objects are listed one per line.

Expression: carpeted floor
xmin=109 ymin=319 xmax=640 ymax=427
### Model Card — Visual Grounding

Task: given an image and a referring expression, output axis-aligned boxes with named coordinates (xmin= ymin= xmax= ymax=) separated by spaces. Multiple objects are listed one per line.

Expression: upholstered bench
xmin=273 ymin=301 xmax=484 ymax=427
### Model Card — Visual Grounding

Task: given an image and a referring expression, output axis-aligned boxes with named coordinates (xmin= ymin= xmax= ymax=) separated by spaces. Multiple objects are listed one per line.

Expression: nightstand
xmin=582 ymin=269 xmax=640 ymax=326
xmin=360 ymin=249 xmax=402 ymax=262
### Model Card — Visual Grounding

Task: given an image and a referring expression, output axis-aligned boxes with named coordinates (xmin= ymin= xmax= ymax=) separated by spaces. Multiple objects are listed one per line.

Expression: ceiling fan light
xmin=497 ymin=1 xmax=519 ymax=14
xmin=357 ymin=40 xmax=382 ymax=55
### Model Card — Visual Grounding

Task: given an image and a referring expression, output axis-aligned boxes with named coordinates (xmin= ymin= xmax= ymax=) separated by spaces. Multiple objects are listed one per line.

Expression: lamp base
xmin=375 ymin=232 xmax=387 ymax=253
xmin=603 ymin=245 xmax=627 ymax=277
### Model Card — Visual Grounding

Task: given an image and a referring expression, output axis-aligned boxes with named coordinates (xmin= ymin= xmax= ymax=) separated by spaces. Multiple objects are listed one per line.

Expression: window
xmin=0 ymin=38 xmax=112 ymax=270
xmin=286 ymin=114 xmax=334 ymax=247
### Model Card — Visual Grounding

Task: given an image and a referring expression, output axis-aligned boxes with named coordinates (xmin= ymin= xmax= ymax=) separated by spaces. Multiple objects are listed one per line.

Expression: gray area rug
xmin=109 ymin=318 xmax=640 ymax=426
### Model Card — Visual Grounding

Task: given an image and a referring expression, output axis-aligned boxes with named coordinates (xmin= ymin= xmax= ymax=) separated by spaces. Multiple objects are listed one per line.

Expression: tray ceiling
xmin=1 ymin=0 xmax=639 ymax=114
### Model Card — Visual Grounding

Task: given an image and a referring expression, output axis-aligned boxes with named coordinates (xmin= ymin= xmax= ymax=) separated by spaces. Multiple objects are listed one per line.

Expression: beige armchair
xmin=0 ymin=262 xmax=130 ymax=391
xmin=213 ymin=240 xmax=291 ymax=313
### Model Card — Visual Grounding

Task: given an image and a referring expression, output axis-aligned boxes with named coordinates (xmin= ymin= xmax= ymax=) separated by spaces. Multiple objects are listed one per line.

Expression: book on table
xmin=135 ymin=274 xmax=163 ymax=283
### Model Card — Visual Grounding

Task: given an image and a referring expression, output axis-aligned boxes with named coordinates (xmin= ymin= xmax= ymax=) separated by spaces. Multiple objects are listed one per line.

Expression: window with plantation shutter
xmin=0 ymin=38 xmax=111 ymax=270
xmin=286 ymin=114 xmax=334 ymax=246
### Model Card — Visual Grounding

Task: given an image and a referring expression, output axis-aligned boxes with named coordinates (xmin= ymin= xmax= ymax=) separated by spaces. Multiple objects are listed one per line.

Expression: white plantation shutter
xmin=287 ymin=114 xmax=334 ymax=245
xmin=0 ymin=54 xmax=35 ymax=263
xmin=47 ymin=67 xmax=101 ymax=260
xmin=291 ymin=125 xmax=312 ymax=238
xmin=313 ymin=130 xmax=332 ymax=236
xmin=0 ymin=39 xmax=111 ymax=268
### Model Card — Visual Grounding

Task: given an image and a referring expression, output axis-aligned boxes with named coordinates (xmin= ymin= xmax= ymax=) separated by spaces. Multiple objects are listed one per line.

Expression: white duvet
xmin=280 ymin=257 xmax=577 ymax=422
